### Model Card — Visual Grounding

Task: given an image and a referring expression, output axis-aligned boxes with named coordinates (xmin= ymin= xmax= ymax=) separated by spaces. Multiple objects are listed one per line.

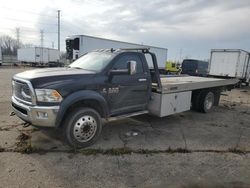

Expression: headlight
xmin=35 ymin=89 xmax=63 ymax=102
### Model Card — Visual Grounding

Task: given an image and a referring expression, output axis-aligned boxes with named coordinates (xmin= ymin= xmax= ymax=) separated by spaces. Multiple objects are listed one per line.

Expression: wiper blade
xmin=74 ymin=67 xmax=83 ymax=69
xmin=69 ymin=66 xmax=84 ymax=69
xmin=69 ymin=66 xmax=96 ymax=72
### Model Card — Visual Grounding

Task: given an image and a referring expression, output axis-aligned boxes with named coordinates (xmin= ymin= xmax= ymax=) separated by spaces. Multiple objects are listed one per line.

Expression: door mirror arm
xmin=108 ymin=69 xmax=129 ymax=82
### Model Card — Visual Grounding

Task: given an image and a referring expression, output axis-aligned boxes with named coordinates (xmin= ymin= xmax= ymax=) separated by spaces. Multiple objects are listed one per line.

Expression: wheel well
xmin=59 ymin=99 xmax=106 ymax=127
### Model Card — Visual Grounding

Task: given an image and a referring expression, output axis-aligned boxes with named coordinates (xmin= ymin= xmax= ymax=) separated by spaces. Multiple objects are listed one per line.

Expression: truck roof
xmin=76 ymin=48 xmax=148 ymax=61
xmin=211 ymin=49 xmax=250 ymax=54
xmin=18 ymin=47 xmax=59 ymax=51
xmin=182 ymin=59 xmax=208 ymax=63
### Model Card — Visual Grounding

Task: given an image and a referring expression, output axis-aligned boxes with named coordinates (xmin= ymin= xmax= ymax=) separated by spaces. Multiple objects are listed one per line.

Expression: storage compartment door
xmin=148 ymin=91 xmax=191 ymax=117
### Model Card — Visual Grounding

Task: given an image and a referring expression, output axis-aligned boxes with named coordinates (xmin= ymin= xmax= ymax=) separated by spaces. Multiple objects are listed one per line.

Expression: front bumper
xmin=11 ymin=96 xmax=59 ymax=127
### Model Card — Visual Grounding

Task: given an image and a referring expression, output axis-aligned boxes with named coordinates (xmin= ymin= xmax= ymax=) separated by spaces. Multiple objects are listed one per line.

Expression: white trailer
xmin=17 ymin=47 xmax=60 ymax=66
xmin=66 ymin=35 xmax=168 ymax=69
xmin=209 ymin=49 xmax=250 ymax=85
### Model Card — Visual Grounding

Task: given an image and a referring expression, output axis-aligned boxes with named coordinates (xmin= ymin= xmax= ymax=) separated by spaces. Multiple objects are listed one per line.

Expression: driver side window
xmin=113 ymin=56 xmax=128 ymax=70
xmin=113 ymin=55 xmax=143 ymax=73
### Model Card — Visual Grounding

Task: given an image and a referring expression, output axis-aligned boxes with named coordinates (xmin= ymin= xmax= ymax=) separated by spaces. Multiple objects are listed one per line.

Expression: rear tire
xmin=198 ymin=91 xmax=215 ymax=113
xmin=63 ymin=107 xmax=102 ymax=148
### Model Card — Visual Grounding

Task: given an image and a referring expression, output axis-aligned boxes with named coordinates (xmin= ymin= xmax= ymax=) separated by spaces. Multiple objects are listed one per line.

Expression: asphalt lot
xmin=0 ymin=67 xmax=250 ymax=188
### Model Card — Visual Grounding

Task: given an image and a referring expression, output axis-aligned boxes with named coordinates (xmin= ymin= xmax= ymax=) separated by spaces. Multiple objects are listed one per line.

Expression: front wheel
xmin=63 ymin=107 xmax=102 ymax=148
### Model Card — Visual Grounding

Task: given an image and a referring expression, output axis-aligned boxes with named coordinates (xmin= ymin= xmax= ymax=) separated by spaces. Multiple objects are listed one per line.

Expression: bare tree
xmin=0 ymin=35 xmax=19 ymax=55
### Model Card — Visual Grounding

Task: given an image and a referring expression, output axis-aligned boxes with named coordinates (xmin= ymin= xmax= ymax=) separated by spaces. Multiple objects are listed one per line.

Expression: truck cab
xmin=12 ymin=48 xmax=161 ymax=147
xmin=66 ymin=37 xmax=80 ymax=60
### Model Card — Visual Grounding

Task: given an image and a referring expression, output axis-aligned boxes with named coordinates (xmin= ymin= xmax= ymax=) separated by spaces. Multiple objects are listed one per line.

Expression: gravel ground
xmin=0 ymin=67 xmax=249 ymax=188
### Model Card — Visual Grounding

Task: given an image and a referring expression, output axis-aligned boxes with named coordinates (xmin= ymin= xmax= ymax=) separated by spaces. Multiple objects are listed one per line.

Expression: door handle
xmin=138 ymin=78 xmax=147 ymax=82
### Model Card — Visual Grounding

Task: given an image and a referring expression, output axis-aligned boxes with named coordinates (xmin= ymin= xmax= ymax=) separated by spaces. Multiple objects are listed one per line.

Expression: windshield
xmin=69 ymin=52 xmax=113 ymax=72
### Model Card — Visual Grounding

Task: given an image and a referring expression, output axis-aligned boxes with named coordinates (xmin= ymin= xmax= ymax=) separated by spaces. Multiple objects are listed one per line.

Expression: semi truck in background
xmin=17 ymin=47 xmax=60 ymax=67
xmin=209 ymin=49 xmax=250 ymax=86
xmin=65 ymin=35 xmax=168 ymax=70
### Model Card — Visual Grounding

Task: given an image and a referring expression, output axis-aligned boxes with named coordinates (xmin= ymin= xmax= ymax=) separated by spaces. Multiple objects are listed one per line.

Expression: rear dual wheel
xmin=192 ymin=90 xmax=215 ymax=113
xmin=202 ymin=91 xmax=215 ymax=113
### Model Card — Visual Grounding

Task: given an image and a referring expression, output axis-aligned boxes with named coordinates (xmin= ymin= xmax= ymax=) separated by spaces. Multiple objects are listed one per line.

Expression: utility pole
xmin=40 ymin=29 xmax=44 ymax=48
xmin=179 ymin=48 xmax=182 ymax=63
xmin=16 ymin=28 xmax=20 ymax=48
xmin=52 ymin=41 xmax=54 ymax=49
xmin=40 ymin=29 xmax=44 ymax=64
xmin=57 ymin=10 xmax=61 ymax=52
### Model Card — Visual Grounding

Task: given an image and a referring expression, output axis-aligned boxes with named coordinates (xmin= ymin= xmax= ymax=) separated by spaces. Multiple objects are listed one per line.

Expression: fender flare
xmin=55 ymin=90 xmax=109 ymax=127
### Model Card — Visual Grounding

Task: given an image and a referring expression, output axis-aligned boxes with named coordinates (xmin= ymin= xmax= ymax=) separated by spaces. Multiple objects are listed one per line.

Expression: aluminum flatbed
xmin=153 ymin=76 xmax=239 ymax=94
xmin=149 ymin=76 xmax=239 ymax=117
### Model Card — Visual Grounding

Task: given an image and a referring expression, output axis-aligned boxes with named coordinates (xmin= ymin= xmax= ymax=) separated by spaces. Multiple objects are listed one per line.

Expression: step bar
xmin=107 ymin=110 xmax=149 ymax=122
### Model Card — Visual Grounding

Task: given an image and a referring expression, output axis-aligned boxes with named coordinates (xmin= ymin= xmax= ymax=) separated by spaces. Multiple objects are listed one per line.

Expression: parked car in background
xmin=181 ymin=59 xmax=208 ymax=77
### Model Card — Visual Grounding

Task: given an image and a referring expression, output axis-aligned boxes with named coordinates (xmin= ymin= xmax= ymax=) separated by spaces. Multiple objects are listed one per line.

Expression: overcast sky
xmin=0 ymin=0 xmax=250 ymax=60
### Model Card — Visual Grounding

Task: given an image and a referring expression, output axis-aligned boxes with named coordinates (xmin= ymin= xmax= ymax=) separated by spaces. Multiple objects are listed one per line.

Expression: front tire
xmin=63 ymin=107 xmax=102 ymax=148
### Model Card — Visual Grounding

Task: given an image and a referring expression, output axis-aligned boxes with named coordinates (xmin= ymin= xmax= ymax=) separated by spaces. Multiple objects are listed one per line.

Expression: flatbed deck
xmin=153 ymin=76 xmax=239 ymax=94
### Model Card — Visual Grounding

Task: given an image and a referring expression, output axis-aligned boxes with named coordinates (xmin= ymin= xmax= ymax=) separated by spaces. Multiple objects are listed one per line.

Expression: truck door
xmin=109 ymin=53 xmax=150 ymax=115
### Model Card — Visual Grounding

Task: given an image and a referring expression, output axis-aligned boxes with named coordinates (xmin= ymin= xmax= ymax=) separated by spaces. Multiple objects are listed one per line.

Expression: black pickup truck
xmin=11 ymin=48 xmax=238 ymax=148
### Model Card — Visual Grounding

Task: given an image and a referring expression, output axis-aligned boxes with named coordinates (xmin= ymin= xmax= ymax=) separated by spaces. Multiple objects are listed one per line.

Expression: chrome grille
xmin=13 ymin=80 xmax=32 ymax=103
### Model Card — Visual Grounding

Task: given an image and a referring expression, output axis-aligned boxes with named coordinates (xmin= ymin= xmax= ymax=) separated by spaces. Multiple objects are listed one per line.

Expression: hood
xmin=14 ymin=67 xmax=95 ymax=80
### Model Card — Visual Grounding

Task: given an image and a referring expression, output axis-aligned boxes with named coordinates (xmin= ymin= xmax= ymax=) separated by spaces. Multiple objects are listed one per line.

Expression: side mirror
xmin=128 ymin=60 xmax=137 ymax=75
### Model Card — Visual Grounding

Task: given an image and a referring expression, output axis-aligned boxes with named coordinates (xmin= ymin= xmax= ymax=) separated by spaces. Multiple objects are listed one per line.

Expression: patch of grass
xmin=228 ymin=148 xmax=246 ymax=154
xmin=77 ymin=147 xmax=192 ymax=156
xmin=16 ymin=132 xmax=30 ymax=141
xmin=0 ymin=124 xmax=23 ymax=131
xmin=15 ymin=132 xmax=33 ymax=154
xmin=103 ymin=147 xmax=133 ymax=155
xmin=0 ymin=147 xmax=4 ymax=152
xmin=79 ymin=147 xmax=133 ymax=156
xmin=79 ymin=149 xmax=100 ymax=155
xmin=0 ymin=127 xmax=12 ymax=131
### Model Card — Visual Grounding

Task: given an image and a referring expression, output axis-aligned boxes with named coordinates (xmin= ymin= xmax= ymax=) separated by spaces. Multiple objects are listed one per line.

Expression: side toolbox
xmin=148 ymin=91 xmax=191 ymax=117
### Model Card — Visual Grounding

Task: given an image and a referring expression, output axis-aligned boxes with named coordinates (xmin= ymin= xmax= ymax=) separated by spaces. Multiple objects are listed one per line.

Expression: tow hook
xmin=22 ymin=122 xmax=31 ymax=128
xmin=9 ymin=111 xmax=15 ymax=116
